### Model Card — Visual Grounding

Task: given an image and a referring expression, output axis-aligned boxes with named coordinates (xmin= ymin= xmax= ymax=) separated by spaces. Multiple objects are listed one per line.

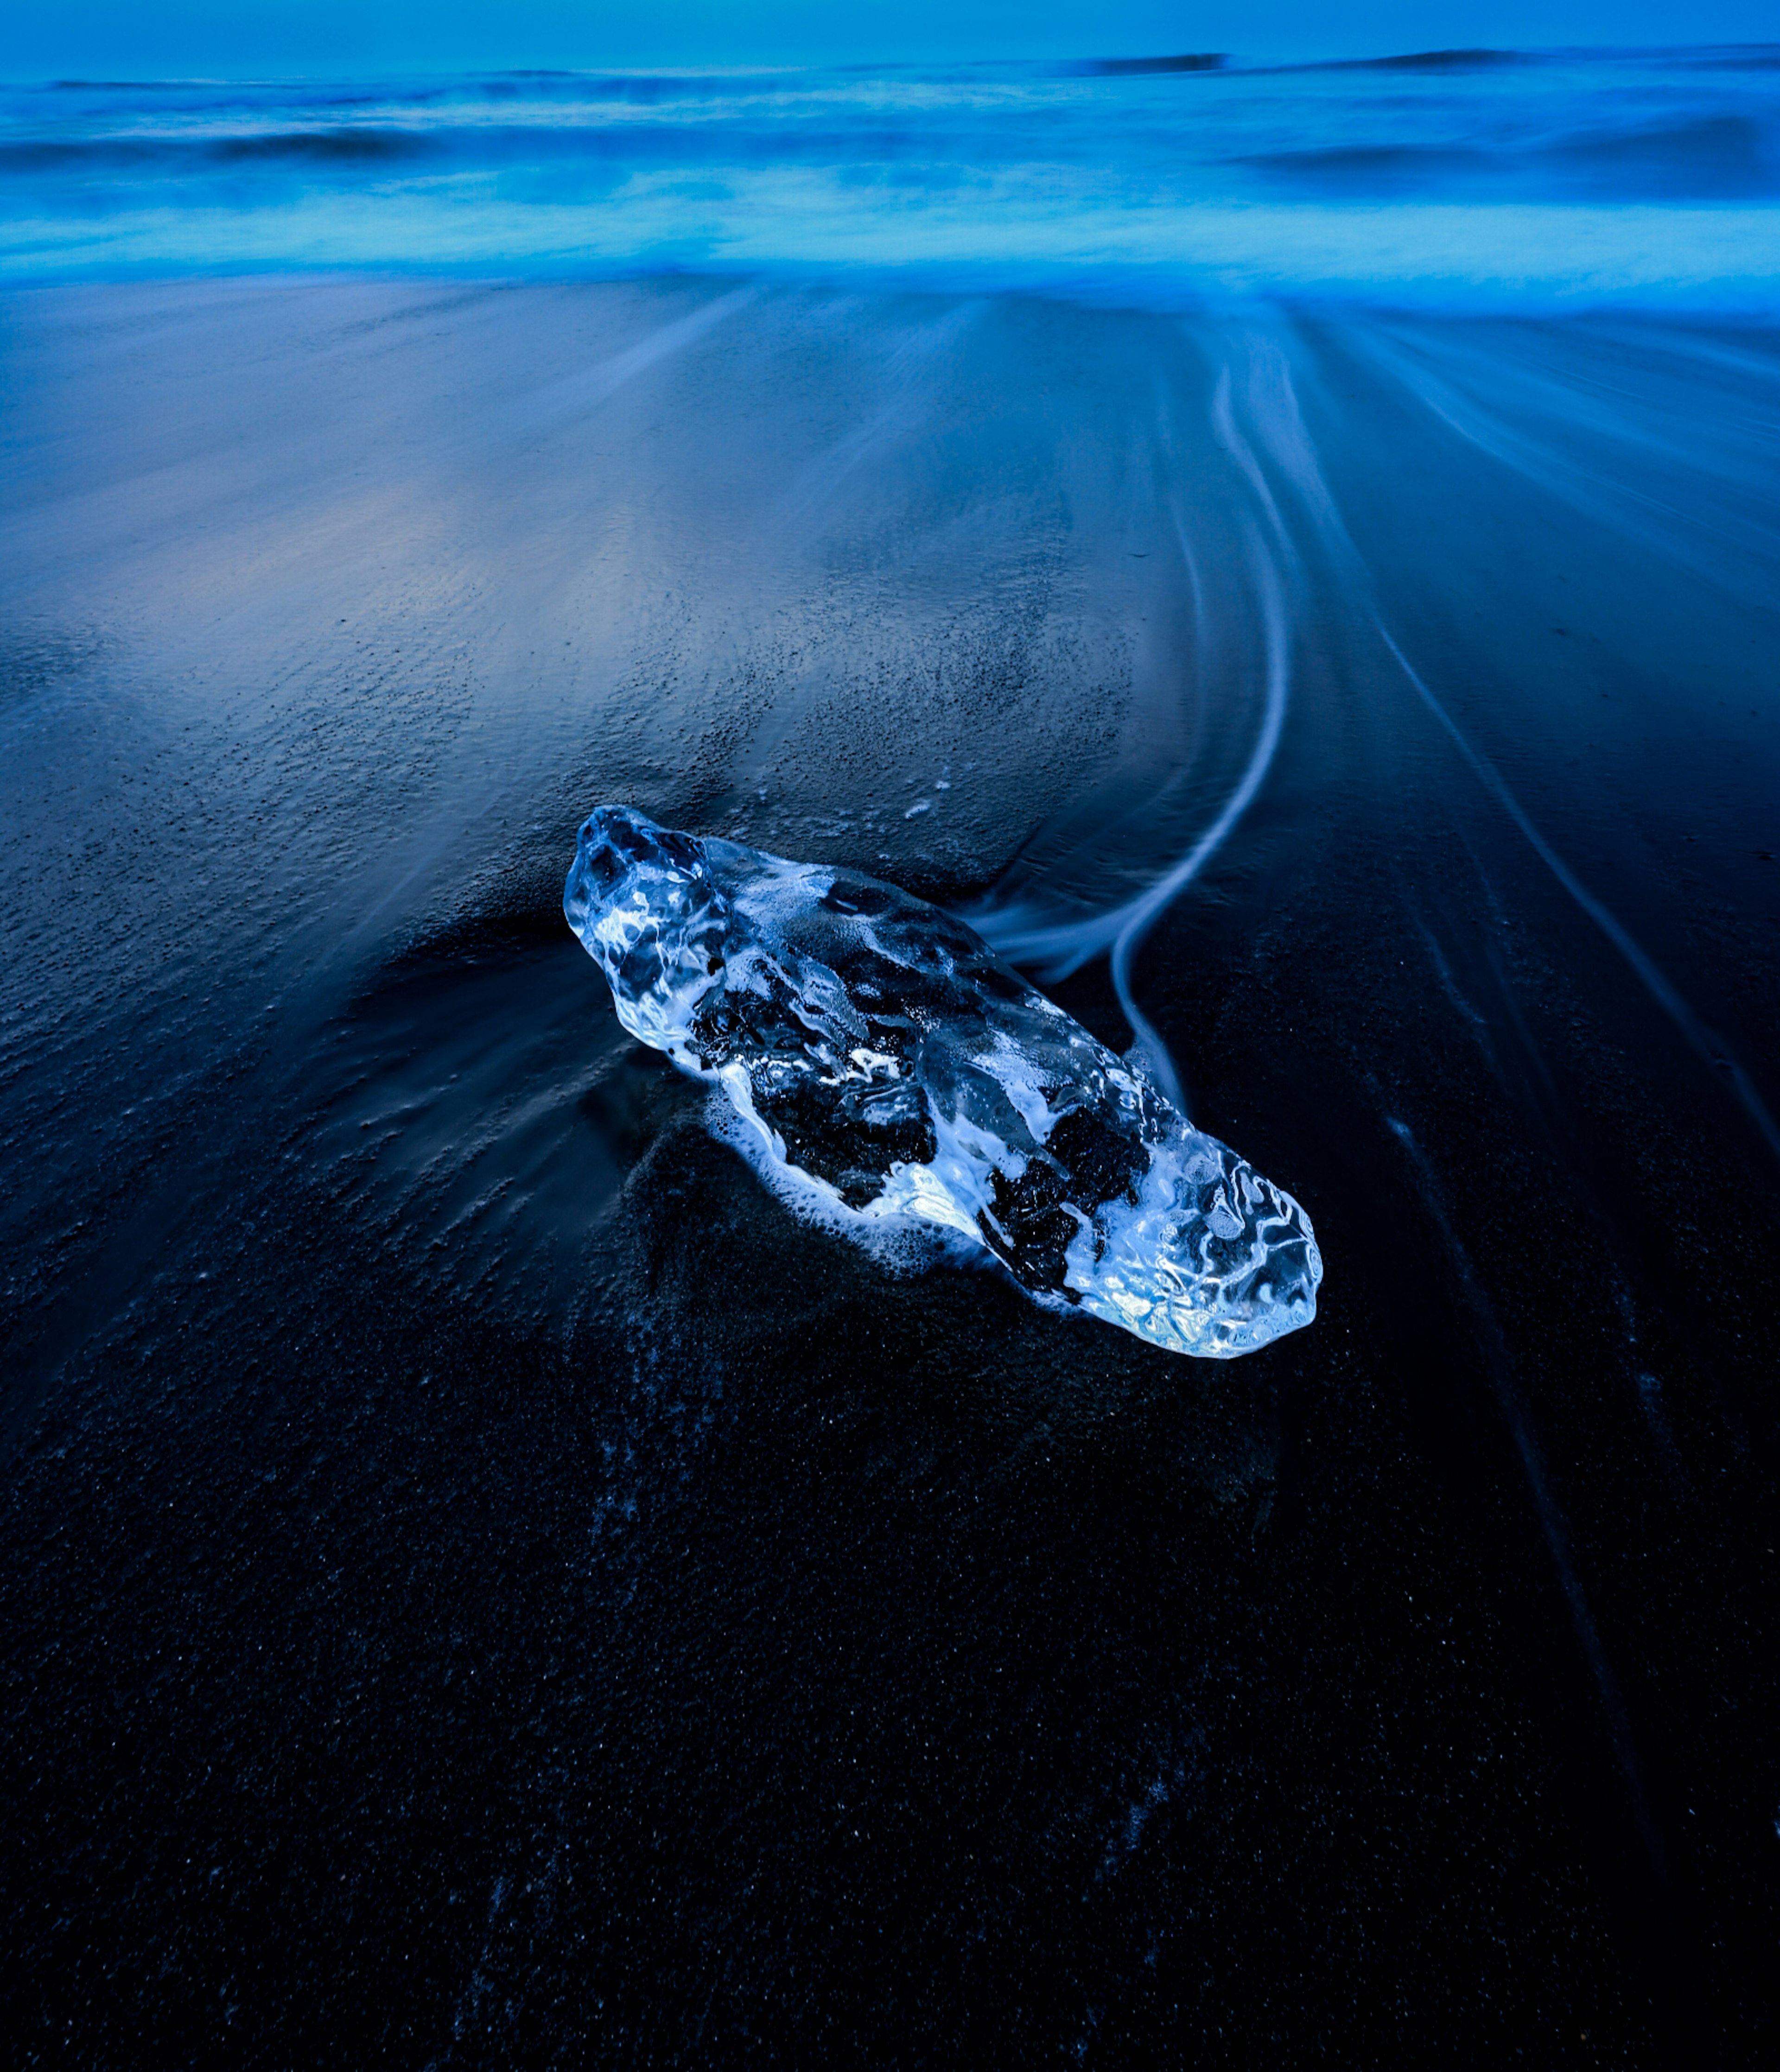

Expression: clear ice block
xmin=566 ymin=806 xmax=1321 ymax=1358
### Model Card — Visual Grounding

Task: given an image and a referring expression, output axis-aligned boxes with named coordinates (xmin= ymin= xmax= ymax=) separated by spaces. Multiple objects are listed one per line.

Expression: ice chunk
xmin=565 ymin=805 xmax=1322 ymax=1358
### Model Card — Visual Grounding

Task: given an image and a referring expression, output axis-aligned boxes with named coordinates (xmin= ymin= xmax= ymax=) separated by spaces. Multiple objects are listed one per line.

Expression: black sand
xmin=1 ymin=279 xmax=1777 ymax=2064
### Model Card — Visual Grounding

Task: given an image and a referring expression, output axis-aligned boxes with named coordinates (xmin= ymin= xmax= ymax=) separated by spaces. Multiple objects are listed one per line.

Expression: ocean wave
xmin=0 ymin=129 xmax=428 ymax=171
xmin=5 ymin=47 xmax=1780 ymax=307
xmin=1285 ymin=47 xmax=1534 ymax=74
xmin=1246 ymin=113 xmax=1780 ymax=202
xmin=1073 ymin=55 xmax=1227 ymax=78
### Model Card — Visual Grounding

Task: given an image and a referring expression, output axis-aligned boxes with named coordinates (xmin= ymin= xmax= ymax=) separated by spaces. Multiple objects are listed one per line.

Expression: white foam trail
xmin=975 ymin=341 xmax=1302 ymax=1112
xmin=515 ymin=285 xmax=760 ymax=428
xmin=1378 ymin=623 xmax=1780 ymax=1166
xmin=1213 ymin=314 xmax=1780 ymax=1171
xmin=1386 ymin=1115 xmax=1672 ymax=1894
xmin=1109 ymin=538 xmax=1289 ymax=1111
xmin=976 ymin=527 xmax=1289 ymax=1112
xmin=1211 ymin=360 xmax=1289 ymax=548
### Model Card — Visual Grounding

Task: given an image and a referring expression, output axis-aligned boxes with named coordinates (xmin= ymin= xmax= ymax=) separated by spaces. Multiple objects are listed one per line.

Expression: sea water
xmin=4 ymin=46 xmax=1780 ymax=308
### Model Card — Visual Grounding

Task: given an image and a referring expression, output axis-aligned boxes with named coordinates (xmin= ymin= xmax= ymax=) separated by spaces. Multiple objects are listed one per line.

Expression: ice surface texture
xmin=565 ymin=806 xmax=1321 ymax=1358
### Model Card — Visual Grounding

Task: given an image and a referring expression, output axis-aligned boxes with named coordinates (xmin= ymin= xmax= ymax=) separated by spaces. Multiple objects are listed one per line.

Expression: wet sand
xmin=2 ymin=279 xmax=1778 ymax=2063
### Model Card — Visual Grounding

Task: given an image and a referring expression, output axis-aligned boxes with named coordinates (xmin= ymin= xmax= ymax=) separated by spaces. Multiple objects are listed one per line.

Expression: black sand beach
xmin=2 ymin=279 xmax=1778 ymax=2063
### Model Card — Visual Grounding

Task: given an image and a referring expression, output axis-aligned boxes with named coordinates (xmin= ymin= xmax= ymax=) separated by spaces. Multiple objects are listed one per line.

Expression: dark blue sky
xmin=2 ymin=1 xmax=1769 ymax=78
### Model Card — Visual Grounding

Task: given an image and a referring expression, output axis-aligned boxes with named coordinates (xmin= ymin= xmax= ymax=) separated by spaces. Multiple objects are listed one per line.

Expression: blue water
xmin=6 ymin=45 xmax=1780 ymax=305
